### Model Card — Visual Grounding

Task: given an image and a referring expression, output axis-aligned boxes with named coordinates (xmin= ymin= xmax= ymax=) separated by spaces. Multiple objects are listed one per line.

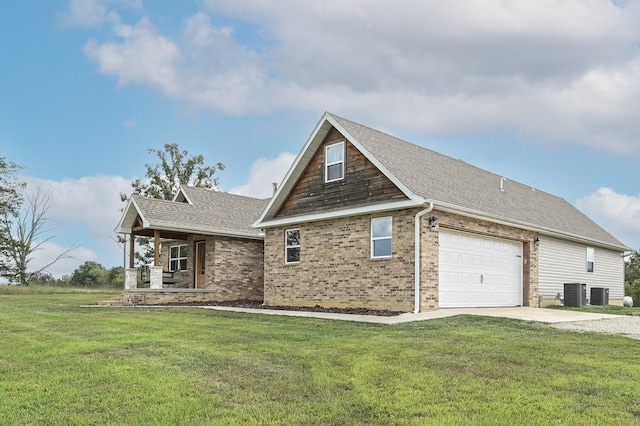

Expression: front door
xmin=195 ymin=241 xmax=206 ymax=289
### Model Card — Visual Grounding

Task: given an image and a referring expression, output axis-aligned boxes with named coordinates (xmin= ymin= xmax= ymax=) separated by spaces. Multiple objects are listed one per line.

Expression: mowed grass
xmin=1 ymin=291 xmax=639 ymax=425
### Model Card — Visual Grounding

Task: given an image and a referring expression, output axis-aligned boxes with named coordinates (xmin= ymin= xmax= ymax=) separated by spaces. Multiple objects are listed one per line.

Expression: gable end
xmin=275 ymin=127 xmax=408 ymax=218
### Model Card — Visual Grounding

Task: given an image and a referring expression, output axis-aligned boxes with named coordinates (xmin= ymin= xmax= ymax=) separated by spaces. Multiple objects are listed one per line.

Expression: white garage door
xmin=439 ymin=230 xmax=522 ymax=308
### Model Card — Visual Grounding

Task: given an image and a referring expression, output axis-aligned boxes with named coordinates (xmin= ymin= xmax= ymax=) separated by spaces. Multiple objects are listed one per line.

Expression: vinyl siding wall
xmin=538 ymin=236 xmax=624 ymax=304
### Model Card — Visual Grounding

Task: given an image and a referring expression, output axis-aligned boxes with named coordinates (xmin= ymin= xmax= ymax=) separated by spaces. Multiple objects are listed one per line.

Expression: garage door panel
xmin=439 ymin=230 xmax=522 ymax=308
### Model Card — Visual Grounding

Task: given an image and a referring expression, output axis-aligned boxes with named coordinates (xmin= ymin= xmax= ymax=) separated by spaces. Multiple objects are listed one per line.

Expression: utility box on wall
xmin=564 ymin=283 xmax=587 ymax=307
xmin=590 ymin=287 xmax=609 ymax=306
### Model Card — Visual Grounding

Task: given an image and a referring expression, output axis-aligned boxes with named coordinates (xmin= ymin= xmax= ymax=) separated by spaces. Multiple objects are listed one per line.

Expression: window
xmin=285 ymin=229 xmax=301 ymax=264
xmin=325 ymin=142 xmax=345 ymax=182
xmin=170 ymin=245 xmax=187 ymax=271
xmin=587 ymin=247 xmax=595 ymax=273
xmin=371 ymin=217 xmax=392 ymax=258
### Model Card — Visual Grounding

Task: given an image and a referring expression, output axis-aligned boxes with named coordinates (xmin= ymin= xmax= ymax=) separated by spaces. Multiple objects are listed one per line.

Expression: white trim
xmin=371 ymin=216 xmax=393 ymax=258
xmin=433 ymin=202 xmax=630 ymax=252
xmin=325 ymin=141 xmax=345 ymax=183
xmin=169 ymin=244 xmax=187 ymax=271
xmin=256 ymin=199 xmax=424 ymax=229
xmin=285 ymin=228 xmax=301 ymax=264
xmin=253 ymin=112 xmax=423 ymax=228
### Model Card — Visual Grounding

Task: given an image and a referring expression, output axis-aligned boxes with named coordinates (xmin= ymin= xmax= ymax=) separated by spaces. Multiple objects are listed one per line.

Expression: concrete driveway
xmin=204 ymin=306 xmax=620 ymax=325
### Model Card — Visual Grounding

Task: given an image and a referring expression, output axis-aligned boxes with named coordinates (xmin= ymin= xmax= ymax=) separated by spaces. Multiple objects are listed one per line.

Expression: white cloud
xmin=27 ymin=241 xmax=100 ymax=279
xmin=59 ymin=0 xmax=142 ymax=28
xmin=229 ymin=153 xmax=296 ymax=198
xmin=576 ymin=188 xmax=640 ymax=250
xmin=79 ymin=0 xmax=640 ymax=157
xmin=19 ymin=175 xmax=133 ymax=276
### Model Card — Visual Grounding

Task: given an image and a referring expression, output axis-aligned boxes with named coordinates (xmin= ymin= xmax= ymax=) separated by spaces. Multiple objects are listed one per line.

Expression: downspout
xmin=414 ymin=203 xmax=434 ymax=313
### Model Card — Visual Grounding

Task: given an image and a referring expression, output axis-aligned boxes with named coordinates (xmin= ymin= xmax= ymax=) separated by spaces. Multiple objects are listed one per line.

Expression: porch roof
xmin=115 ymin=187 xmax=269 ymax=240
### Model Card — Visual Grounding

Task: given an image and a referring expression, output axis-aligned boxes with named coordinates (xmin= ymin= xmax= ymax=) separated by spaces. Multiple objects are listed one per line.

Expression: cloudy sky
xmin=1 ymin=0 xmax=639 ymax=277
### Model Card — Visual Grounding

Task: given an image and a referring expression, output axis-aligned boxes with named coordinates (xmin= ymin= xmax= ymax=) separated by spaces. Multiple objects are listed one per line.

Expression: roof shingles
xmin=330 ymin=113 xmax=626 ymax=249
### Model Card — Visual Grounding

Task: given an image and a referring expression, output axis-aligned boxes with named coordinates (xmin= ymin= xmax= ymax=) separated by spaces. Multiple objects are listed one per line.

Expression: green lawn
xmin=1 ymin=290 xmax=639 ymax=425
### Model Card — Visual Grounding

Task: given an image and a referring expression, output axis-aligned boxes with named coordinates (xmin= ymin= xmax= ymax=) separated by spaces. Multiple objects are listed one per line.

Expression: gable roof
xmin=255 ymin=112 xmax=628 ymax=251
xmin=115 ymin=186 xmax=268 ymax=240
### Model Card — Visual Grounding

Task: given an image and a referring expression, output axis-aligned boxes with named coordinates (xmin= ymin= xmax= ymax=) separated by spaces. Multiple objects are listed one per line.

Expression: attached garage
xmin=439 ymin=230 xmax=523 ymax=308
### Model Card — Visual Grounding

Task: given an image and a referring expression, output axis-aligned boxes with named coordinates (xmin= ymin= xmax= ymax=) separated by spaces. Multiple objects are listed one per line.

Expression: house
xmin=113 ymin=186 xmax=268 ymax=305
xmin=253 ymin=112 xmax=630 ymax=312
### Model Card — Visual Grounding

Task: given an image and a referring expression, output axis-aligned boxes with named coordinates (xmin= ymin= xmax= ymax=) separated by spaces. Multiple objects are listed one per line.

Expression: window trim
xmin=169 ymin=244 xmax=188 ymax=271
xmin=285 ymin=228 xmax=301 ymax=264
xmin=325 ymin=141 xmax=345 ymax=183
xmin=371 ymin=216 xmax=393 ymax=259
xmin=586 ymin=247 xmax=595 ymax=273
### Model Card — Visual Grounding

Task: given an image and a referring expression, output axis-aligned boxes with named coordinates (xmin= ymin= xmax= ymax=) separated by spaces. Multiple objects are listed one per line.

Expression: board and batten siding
xmin=538 ymin=236 xmax=625 ymax=302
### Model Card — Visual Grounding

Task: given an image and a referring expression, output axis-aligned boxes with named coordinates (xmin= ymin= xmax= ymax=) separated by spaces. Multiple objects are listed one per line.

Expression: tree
xmin=124 ymin=143 xmax=224 ymax=202
xmin=625 ymin=250 xmax=640 ymax=303
xmin=0 ymin=185 xmax=75 ymax=285
xmin=120 ymin=143 xmax=224 ymax=265
xmin=70 ymin=261 xmax=109 ymax=287
xmin=625 ymin=250 xmax=640 ymax=284
xmin=0 ymin=156 xmax=24 ymax=281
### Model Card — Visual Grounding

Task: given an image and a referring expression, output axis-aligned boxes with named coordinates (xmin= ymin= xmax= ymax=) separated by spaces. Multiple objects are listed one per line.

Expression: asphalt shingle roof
xmin=329 ymin=113 xmax=627 ymax=249
xmin=131 ymin=187 xmax=268 ymax=238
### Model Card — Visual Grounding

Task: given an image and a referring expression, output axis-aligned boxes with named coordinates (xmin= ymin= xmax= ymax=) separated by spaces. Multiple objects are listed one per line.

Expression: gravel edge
xmin=551 ymin=316 xmax=640 ymax=340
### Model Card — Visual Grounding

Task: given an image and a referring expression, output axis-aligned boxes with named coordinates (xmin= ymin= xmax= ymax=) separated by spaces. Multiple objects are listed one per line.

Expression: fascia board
xmin=146 ymin=223 xmax=264 ymax=240
xmin=172 ymin=186 xmax=193 ymax=204
xmin=113 ymin=197 xmax=147 ymax=233
xmin=254 ymin=113 xmax=334 ymax=226
xmin=435 ymin=203 xmax=631 ymax=252
xmin=255 ymin=199 xmax=425 ymax=229
xmin=254 ymin=112 xmax=422 ymax=228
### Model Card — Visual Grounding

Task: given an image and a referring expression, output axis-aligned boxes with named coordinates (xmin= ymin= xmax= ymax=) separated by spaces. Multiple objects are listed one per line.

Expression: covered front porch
xmin=114 ymin=187 xmax=267 ymax=305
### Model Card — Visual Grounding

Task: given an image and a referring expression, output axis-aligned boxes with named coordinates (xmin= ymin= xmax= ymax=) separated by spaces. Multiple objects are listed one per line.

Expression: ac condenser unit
xmin=564 ymin=283 xmax=587 ymax=307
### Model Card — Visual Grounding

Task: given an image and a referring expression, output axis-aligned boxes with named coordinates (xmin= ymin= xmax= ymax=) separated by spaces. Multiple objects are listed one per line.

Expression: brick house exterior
xmin=254 ymin=112 xmax=629 ymax=312
xmin=113 ymin=186 xmax=267 ymax=305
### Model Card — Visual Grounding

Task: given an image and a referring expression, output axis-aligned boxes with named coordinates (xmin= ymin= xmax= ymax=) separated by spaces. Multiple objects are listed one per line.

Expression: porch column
xmin=124 ymin=268 xmax=137 ymax=289
xmin=149 ymin=266 xmax=163 ymax=289
xmin=154 ymin=230 xmax=160 ymax=267
xmin=129 ymin=234 xmax=135 ymax=269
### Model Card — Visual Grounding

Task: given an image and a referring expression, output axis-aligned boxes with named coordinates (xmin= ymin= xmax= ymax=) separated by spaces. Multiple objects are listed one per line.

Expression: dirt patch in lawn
xmin=164 ymin=299 xmax=406 ymax=317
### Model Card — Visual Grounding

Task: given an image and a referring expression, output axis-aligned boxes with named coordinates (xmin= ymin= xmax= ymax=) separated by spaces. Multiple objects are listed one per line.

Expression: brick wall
xmin=264 ymin=209 xmax=417 ymax=312
xmin=264 ymin=207 xmax=539 ymax=312
xmin=158 ymin=234 xmax=264 ymax=302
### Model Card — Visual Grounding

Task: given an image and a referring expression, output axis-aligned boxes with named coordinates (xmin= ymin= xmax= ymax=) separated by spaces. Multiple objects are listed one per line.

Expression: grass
xmin=548 ymin=304 xmax=640 ymax=315
xmin=1 ymin=291 xmax=639 ymax=425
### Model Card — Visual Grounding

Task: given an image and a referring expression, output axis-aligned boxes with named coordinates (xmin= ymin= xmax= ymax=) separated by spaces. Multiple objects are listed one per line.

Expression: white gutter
xmin=414 ymin=203 xmax=434 ymax=313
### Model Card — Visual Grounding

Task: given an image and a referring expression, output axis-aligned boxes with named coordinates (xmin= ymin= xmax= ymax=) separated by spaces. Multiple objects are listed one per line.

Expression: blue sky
xmin=2 ymin=0 xmax=640 ymax=277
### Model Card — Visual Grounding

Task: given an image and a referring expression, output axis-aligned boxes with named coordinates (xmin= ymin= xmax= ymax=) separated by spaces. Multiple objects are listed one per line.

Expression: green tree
xmin=124 ymin=143 xmax=224 ymax=202
xmin=0 ymin=156 xmax=25 ymax=282
xmin=70 ymin=261 xmax=109 ymax=288
xmin=120 ymin=143 xmax=224 ymax=265
xmin=108 ymin=266 xmax=124 ymax=288
xmin=625 ymin=250 xmax=640 ymax=284
xmin=625 ymin=250 xmax=640 ymax=304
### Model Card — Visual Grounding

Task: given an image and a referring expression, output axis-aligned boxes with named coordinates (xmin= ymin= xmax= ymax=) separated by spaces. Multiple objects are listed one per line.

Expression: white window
xmin=371 ymin=217 xmax=392 ymax=258
xmin=587 ymin=247 xmax=594 ymax=273
xmin=170 ymin=245 xmax=187 ymax=271
xmin=285 ymin=229 xmax=300 ymax=264
xmin=325 ymin=142 xmax=345 ymax=182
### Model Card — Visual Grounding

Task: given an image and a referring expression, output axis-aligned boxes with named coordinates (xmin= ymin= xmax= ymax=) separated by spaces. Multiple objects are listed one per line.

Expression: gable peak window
xmin=285 ymin=229 xmax=301 ymax=264
xmin=325 ymin=141 xmax=345 ymax=182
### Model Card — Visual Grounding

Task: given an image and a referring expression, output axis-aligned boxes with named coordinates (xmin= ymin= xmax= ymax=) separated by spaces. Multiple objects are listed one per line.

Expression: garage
xmin=438 ymin=230 xmax=522 ymax=308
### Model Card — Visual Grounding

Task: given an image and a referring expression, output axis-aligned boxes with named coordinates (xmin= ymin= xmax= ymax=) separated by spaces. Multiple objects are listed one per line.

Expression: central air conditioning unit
xmin=590 ymin=287 xmax=609 ymax=306
xmin=564 ymin=283 xmax=587 ymax=307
